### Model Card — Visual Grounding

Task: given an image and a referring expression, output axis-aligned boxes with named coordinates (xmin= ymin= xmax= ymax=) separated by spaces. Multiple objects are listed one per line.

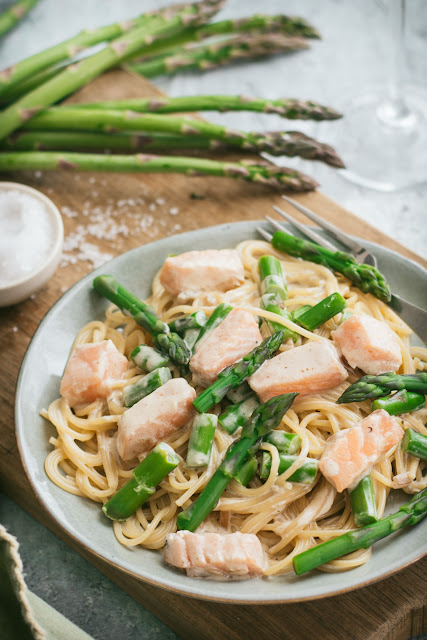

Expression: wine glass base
xmin=332 ymin=86 xmax=427 ymax=192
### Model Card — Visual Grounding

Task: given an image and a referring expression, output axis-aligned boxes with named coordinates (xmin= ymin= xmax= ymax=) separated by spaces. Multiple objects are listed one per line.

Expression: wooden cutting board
xmin=0 ymin=70 xmax=426 ymax=640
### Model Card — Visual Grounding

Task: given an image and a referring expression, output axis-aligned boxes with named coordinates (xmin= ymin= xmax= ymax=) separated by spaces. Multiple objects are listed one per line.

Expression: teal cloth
xmin=0 ymin=525 xmax=94 ymax=640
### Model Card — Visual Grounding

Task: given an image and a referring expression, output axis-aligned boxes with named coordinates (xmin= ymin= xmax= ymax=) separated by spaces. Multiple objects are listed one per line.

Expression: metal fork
xmin=258 ymin=195 xmax=427 ymax=343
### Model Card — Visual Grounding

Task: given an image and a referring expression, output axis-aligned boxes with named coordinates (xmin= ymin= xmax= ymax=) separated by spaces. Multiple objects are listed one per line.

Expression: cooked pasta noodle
xmin=43 ymin=240 xmax=427 ymax=575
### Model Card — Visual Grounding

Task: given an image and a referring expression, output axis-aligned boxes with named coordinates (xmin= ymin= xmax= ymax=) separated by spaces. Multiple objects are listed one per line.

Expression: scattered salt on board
xmin=0 ymin=190 xmax=56 ymax=286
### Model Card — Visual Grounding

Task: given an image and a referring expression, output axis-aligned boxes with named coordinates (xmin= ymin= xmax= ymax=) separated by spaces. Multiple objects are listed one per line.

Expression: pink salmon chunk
xmin=190 ymin=308 xmax=262 ymax=386
xmin=159 ymin=249 xmax=245 ymax=300
xmin=248 ymin=340 xmax=348 ymax=402
xmin=60 ymin=339 xmax=128 ymax=409
xmin=117 ymin=378 xmax=195 ymax=460
xmin=332 ymin=314 xmax=402 ymax=375
xmin=319 ymin=409 xmax=404 ymax=492
xmin=164 ymin=531 xmax=265 ymax=579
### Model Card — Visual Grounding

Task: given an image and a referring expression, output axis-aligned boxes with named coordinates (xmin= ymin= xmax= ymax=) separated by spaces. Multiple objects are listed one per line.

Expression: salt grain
xmin=169 ymin=207 xmax=179 ymax=215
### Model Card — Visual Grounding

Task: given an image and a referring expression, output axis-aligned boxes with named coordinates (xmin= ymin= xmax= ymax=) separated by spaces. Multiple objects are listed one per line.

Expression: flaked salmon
xmin=190 ymin=308 xmax=262 ymax=386
xmin=332 ymin=314 xmax=402 ymax=375
xmin=164 ymin=531 xmax=265 ymax=579
xmin=159 ymin=249 xmax=245 ymax=301
xmin=117 ymin=378 xmax=196 ymax=460
xmin=248 ymin=340 xmax=348 ymax=402
xmin=319 ymin=409 xmax=404 ymax=492
xmin=60 ymin=339 xmax=128 ymax=409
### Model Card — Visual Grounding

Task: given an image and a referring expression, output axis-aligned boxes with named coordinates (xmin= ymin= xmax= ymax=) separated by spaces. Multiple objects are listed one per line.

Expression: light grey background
xmin=0 ymin=1 xmax=426 ymax=639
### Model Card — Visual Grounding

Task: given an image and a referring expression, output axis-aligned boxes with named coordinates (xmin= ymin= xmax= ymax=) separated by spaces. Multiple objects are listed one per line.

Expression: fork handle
xmin=388 ymin=294 xmax=427 ymax=343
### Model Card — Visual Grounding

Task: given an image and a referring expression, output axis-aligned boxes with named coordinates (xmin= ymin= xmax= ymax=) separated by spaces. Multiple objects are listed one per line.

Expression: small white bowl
xmin=0 ymin=182 xmax=64 ymax=307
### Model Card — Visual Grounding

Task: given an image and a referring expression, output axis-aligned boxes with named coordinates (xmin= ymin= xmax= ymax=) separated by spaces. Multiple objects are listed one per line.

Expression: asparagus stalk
xmin=271 ymin=230 xmax=392 ymax=303
xmin=263 ymin=430 xmax=301 ymax=454
xmin=123 ymin=367 xmax=171 ymax=408
xmin=259 ymin=452 xmax=318 ymax=483
xmin=195 ymin=303 xmax=232 ymax=344
xmin=293 ymin=488 xmax=427 ymax=575
xmin=0 ymin=0 xmax=225 ymax=140
xmin=103 ymin=442 xmax=179 ymax=521
xmin=226 ymin=382 xmax=253 ymax=404
xmin=401 ymin=428 xmax=427 ymax=461
xmin=71 ymin=94 xmax=341 ymax=122
xmin=337 ymin=373 xmax=427 ymax=404
xmin=178 ymin=392 xmax=298 ymax=531
xmin=233 ymin=456 xmax=258 ymax=486
xmin=0 ymin=0 xmax=40 ymax=39
xmin=92 ymin=275 xmax=191 ymax=365
xmin=129 ymin=32 xmax=309 ymax=79
xmin=349 ymin=474 xmax=378 ymax=527
xmin=258 ymin=255 xmax=298 ymax=342
xmin=169 ymin=311 xmax=208 ymax=333
xmin=186 ymin=413 xmax=217 ymax=468
xmin=0 ymin=152 xmax=319 ymax=192
xmin=291 ymin=292 xmax=347 ymax=332
xmin=218 ymin=393 xmax=261 ymax=434
xmin=371 ymin=391 xmax=426 ymax=416
xmin=193 ymin=331 xmax=284 ymax=414
xmin=130 ymin=344 xmax=171 ymax=372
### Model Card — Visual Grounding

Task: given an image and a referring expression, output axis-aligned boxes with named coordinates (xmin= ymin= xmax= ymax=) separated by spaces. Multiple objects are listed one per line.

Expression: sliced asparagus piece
xmin=263 ymin=430 xmax=301 ymax=454
xmin=291 ymin=293 xmax=347 ymax=332
xmin=371 ymin=391 xmax=426 ymax=416
xmin=226 ymin=381 xmax=253 ymax=404
xmin=401 ymin=428 xmax=427 ymax=461
xmin=123 ymin=367 xmax=171 ymax=408
xmin=293 ymin=488 xmax=427 ymax=575
xmin=218 ymin=393 xmax=261 ymax=434
xmin=258 ymin=254 xmax=297 ymax=342
xmin=349 ymin=474 xmax=378 ymax=527
xmin=0 ymin=152 xmax=318 ymax=192
xmin=92 ymin=275 xmax=190 ymax=365
xmin=193 ymin=331 xmax=284 ymax=414
xmin=337 ymin=373 xmax=427 ymax=404
xmin=130 ymin=344 xmax=171 ymax=372
xmin=178 ymin=392 xmax=298 ymax=531
xmin=195 ymin=303 xmax=232 ymax=345
xmin=102 ymin=442 xmax=179 ymax=521
xmin=169 ymin=311 xmax=208 ymax=333
xmin=233 ymin=456 xmax=258 ymax=486
xmin=271 ymin=230 xmax=392 ymax=303
xmin=186 ymin=413 xmax=217 ymax=468
xmin=259 ymin=452 xmax=318 ymax=483
xmin=0 ymin=0 xmax=40 ymax=39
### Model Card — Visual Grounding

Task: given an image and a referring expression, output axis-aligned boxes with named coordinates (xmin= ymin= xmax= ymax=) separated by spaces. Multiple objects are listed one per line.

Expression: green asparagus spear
xmin=123 ymin=367 xmax=171 ymax=408
xmin=169 ymin=311 xmax=207 ymax=333
xmin=371 ymin=391 xmax=426 ymax=415
xmin=293 ymin=488 xmax=427 ymax=575
xmin=178 ymin=392 xmax=298 ymax=531
xmin=195 ymin=303 xmax=232 ymax=344
xmin=271 ymin=230 xmax=392 ymax=303
xmin=226 ymin=382 xmax=253 ymax=404
xmin=186 ymin=413 xmax=217 ymax=468
xmin=233 ymin=456 xmax=258 ymax=486
xmin=258 ymin=255 xmax=298 ymax=342
xmin=401 ymin=428 xmax=427 ymax=461
xmin=263 ymin=430 xmax=301 ymax=454
xmin=93 ymin=275 xmax=190 ymax=365
xmin=218 ymin=393 xmax=261 ymax=434
xmin=0 ymin=152 xmax=318 ymax=192
xmin=103 ymin=442 xmax=179 ymax=521
xmin=130 ymin=344 xmax=171 ymax=372
xmin=259 ymin=452 xmax=318 ymax=483
xmin=291 ymin=293 xmax=347 ymax=332
xmin=193 ymin=331 xmax=284 ymax=414
xmin=0 ymin=0 xmax=40 ymax=39
xmin=349 ymin=474 xmax=378 ymax=527
xmin=337 ymin=373 xmax=427 ymax=404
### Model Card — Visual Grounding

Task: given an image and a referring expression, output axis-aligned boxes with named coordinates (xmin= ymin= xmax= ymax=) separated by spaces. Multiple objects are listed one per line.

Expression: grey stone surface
xmin=0 ymin=1 xmax=426 ymax=638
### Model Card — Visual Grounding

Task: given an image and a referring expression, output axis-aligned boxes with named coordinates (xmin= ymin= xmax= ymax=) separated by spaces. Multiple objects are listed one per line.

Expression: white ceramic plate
xmin=16 ymin=221 xmax=427 ymax=603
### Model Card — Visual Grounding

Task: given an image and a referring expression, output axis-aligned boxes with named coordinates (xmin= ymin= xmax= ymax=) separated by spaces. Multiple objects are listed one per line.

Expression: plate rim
xmin=15 ymin=220 xmax=427 ymax=604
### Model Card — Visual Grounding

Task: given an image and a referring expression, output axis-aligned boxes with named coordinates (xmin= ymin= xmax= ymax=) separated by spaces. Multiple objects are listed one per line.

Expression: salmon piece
xmin=164 ymin=531 xmax=265 ymax=579
xmin=159 ymin=249 xmax=245 ymax=301
xmin=332 ymin=314 xmax=402 ymax=375
xmin=319 ymin=409 xmax=403 ymax=492
xmin=117 ymin=378 xmax=196 ymax=460
xmin=60 ymin=339 xmax=128 ymax=409
xmin=190 ymin=308 xmax=262 ymax=386
xmin=248 ymin=340 xmax=348 ymax=402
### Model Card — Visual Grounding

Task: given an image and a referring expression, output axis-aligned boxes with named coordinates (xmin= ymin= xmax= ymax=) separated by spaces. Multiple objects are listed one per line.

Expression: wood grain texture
xmin=0 ymin=69 xmax=425 ymax=640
